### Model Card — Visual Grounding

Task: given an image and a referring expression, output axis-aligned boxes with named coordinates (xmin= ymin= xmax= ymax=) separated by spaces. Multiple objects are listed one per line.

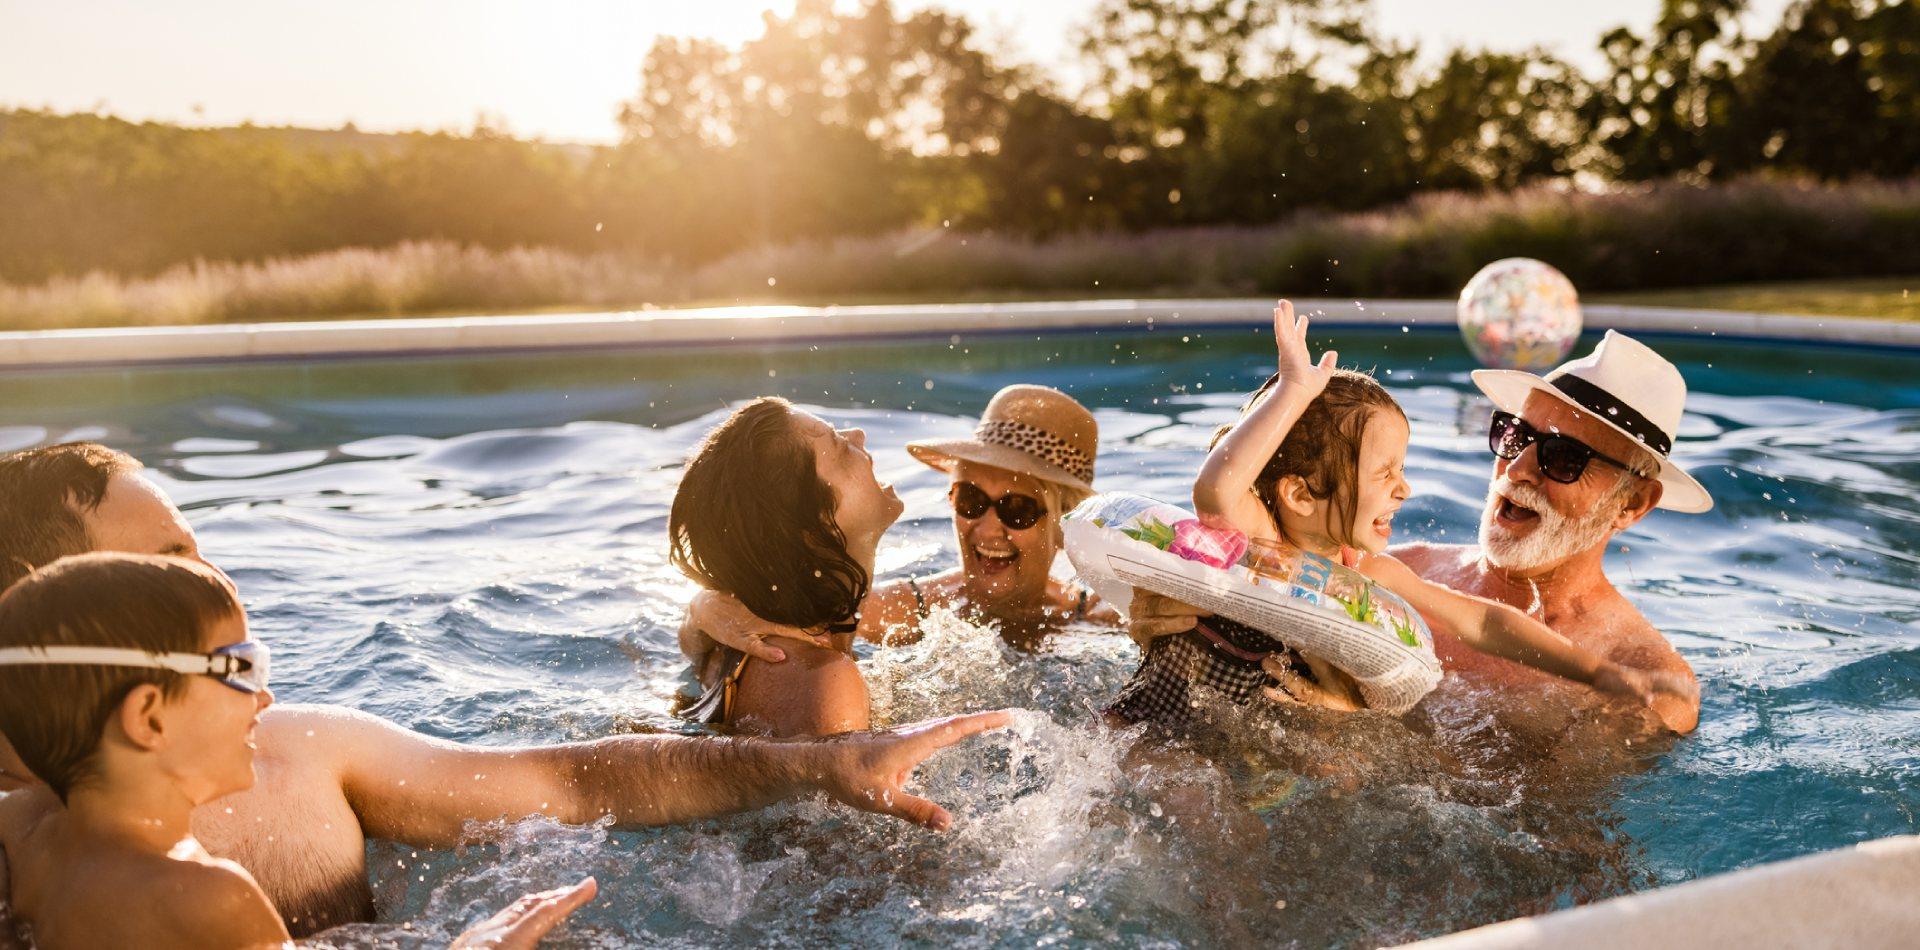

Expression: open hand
xmin=1126 ymin=588 xmax=1209 ymax=650
xmin=451 ymin=877 xmax=597 ymax=949
xmin=685 ymin=589 xmax=831 ymax=664
xmin=807 ymin=710 xmax=1013 ymax=831
xmin=1261 ymin=652 xmax=1367 ymax=712
xmin=1274 ymin=300 xmax=1338 ymax=400
xmin=1592 ymin=663 xmax=1697 ymax=707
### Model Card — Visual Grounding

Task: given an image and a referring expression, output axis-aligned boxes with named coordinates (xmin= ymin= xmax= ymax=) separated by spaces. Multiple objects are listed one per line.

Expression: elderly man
xmin=0 ymin=442 xmax=1009 ymax=937
xmin=1131 ymin=330 xmax=1706 ymax=735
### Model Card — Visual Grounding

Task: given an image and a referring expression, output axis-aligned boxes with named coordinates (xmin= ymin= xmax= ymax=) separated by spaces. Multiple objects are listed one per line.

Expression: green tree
xmin=1587 ymin=0 xmax=1752 ymax=179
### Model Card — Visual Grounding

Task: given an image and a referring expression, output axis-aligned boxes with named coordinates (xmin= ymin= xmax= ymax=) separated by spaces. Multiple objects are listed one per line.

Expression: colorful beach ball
xmin=1456 ymin=258 xmax=1583 ymax=371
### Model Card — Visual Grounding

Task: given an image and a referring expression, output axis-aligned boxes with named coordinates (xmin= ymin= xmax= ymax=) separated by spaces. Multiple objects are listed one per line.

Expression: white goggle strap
xmin=0 ymin=646 xmax=244 ymax=679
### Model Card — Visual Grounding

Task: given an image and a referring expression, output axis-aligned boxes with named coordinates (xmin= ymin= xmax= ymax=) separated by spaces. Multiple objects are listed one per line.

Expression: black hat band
xmin=1549 ymin=374 xmax=1674 ymax=456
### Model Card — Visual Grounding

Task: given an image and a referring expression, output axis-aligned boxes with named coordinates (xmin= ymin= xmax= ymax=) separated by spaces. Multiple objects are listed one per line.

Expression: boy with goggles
xmin=0 ymin=553 xmax=595 ymax=949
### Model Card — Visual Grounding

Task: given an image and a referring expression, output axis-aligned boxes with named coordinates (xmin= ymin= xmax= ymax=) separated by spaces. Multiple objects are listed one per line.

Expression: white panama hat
xmin=1471 ymin=329 xmax=1713 ymax=513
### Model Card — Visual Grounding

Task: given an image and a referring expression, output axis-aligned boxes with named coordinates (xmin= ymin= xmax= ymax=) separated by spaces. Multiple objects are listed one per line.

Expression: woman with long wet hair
xmin=671 ymin=397 xmax=903 ymax=737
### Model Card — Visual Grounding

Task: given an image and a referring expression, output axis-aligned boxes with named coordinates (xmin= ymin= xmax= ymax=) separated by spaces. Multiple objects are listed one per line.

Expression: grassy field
xmin=2 ymin=175 xmax=1916 ymax=331
xmin=1592 ymin=277 xmax=1919 ymax=322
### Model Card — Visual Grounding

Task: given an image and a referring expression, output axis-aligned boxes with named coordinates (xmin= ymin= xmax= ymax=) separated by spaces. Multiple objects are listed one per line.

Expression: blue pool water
xmin=2 ymin=325 xmax=1917 ymax=947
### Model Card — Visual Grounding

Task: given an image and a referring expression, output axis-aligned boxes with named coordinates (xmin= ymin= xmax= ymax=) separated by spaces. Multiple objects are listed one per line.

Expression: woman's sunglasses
xmin=951 ymin=482 xmax=1045 ymax=531
xmin=0 ymin=639 xmax=271 ymax=695
xmin=1489 ymin=411 xmax=1642 ymax=485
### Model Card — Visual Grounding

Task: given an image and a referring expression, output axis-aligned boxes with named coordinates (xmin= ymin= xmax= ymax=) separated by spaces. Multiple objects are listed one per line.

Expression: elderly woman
xmin=680 ymin=385 xmax=1118 ymax=669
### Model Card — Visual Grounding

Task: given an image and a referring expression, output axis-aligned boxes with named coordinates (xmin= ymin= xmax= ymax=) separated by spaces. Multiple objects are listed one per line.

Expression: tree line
xmin=1 ymin=0 xmax=1914 ymax=284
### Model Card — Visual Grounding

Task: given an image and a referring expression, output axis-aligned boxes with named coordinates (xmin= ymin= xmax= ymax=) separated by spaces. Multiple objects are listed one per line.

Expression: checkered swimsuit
xmin=1108 ymin=617 xmax=1304 ymax=727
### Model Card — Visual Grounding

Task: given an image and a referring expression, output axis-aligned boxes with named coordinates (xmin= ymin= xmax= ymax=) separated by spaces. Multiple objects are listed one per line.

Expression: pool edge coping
xmin=1394 ymin=834 xmax=1920 ymax=949
xmin=1 ymin=298 xmax=1915 ymax=370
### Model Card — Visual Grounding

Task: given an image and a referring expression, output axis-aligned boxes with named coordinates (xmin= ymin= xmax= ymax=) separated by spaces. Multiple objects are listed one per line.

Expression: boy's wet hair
xmin=669 ymin=397 xmax=870 ymax=629
xmin=0 ymin=552 xmax=240 ymax=801
xmin=0 ymin=442 xmax=143 ymax=592
xmin=1212 ymin=369 xmax=1405 ymax=549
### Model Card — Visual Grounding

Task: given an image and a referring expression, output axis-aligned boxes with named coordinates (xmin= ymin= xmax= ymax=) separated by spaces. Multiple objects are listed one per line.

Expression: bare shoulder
xmin=733 ymin=640 xmax=871 ymax=737
xmin=257 ymin=703 xmax=458 ymax=788
xmin=1602 ymin=605 xmax=1691 ymax=674
xmin=33 ymin=850 xmax=286 ymax=950
xmin=260 ymin=702 xmax=420 ymax=749
xmin=1387 ymin=542 xmax=1477 ymax=576
xmin=150 ymin=857 xmax=289 ymax=947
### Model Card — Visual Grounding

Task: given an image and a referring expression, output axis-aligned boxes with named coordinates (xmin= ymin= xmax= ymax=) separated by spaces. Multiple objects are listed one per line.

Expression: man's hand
xmin=803 ymin=710 xmax=1013 ymax=831
xmin=1126 ymin=589 xmax=1209 ymax=650
xmin=451 ymin=877 xmax=597 ymax=949
xmin=683 ymin=589 xmax=831 ymax=665
xmin=1592 ymin=663 xmax=1698 ymax=708
xmin=1260 ymin=653 xmax=1367 ymax=712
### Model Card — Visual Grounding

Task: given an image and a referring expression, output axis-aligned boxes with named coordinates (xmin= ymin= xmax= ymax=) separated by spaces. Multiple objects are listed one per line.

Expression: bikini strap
xmin=907 ymin=576 xmax=930 ymax=620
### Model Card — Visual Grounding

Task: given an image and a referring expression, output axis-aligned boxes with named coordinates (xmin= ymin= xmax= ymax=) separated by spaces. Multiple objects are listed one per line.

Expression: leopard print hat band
xmin=974 ymin=419 xmax=1094 ymax=485
xmin=906 ymin=384 xmax=1100 ymax=492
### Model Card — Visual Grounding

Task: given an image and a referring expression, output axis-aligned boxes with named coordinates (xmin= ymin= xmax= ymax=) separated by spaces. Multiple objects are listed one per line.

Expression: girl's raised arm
xmin=1192 ymin=301 xmax=1339 ymax=536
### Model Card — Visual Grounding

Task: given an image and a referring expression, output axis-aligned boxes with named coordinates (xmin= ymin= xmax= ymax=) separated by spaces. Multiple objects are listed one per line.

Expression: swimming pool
xmin=3 ymin=325 xmax=1916 ymax=947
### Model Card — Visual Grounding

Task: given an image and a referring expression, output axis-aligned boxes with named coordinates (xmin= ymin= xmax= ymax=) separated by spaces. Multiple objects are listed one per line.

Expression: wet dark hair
xmin=669 ymin=398 xmax=868 ymax=628
xmin=0 ymin=442 xmax=144 ymax=592
xmin=1212 ymin=370 xmax=1405 ymax=549
xmin=0 ymin=553 xmax=240 ymax=802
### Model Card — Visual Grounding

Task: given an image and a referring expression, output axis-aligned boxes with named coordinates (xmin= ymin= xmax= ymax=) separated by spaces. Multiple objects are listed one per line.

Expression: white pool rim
xmin=1395 ymin=834 xmax=1920 ymax=949
xmin=1 ymin=298 xmax=1916 ymax=369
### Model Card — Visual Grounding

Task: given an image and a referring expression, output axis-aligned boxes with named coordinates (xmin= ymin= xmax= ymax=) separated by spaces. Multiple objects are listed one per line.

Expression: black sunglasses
xmin=1489 ymin=411 xmax=1643 ymax=484
xmin=951 ymin=482 xmax=1045 ymax=530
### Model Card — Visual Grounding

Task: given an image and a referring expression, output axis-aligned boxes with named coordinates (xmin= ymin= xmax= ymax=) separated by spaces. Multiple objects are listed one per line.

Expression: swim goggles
xmin=0 ymin=640 xmax=270 ymax=695
xmin=951 ymin=482 xmax=1045 ymax=530
xmin=1489 ymin=411 xmax=1644 ymax=485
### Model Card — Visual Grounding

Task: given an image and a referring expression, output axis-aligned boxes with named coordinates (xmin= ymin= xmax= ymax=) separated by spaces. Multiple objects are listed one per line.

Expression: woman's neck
xmin=63 ymin=774 xmax=199 ymax=856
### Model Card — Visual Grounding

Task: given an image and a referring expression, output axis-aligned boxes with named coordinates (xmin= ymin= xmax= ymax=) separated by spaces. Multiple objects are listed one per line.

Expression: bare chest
xmin=192 ymin=755 xmax=374 ymax=936
xmin=1420 ymin=563 xmax=1634 ymax=685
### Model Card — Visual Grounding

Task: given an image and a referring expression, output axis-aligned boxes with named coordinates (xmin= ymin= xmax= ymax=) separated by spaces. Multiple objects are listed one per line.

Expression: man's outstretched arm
xmin=279 ymin=704 xmax=1011 ymax=849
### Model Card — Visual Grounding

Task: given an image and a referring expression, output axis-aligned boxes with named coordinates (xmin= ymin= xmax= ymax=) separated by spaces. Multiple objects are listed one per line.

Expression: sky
xmin=0 ymin=0 xmax=1793 ymax=145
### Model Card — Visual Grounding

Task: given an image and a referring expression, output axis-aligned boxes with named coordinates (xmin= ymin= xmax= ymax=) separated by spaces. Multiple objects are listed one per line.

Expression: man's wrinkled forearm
xmin=560 ymin=733 xmax=819 ymax=827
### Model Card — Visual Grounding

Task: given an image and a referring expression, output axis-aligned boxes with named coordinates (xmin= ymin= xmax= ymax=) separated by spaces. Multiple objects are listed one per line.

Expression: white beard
xmin=1479 ymin=477 xmax=1623 ymax=572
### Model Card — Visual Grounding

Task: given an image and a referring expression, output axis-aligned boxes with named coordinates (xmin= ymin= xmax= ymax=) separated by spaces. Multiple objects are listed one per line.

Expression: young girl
xmin=1111 ymin=302 xmax=1690 ymax=725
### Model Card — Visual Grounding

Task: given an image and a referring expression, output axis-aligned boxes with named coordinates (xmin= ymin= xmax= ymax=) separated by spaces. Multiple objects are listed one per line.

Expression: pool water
xmin=2 ymin=326 xmax=1917 ymax=947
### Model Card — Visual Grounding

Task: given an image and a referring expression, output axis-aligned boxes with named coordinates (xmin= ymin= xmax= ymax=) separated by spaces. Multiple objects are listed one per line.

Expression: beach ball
xmin=1456 ymin=258 xmax=1583 ymax=371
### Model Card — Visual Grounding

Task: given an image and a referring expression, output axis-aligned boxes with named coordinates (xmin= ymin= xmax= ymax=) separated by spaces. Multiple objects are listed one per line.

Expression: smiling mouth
xmin=1372 ymin=511 xmax=1397 ymax=538
xmin=1495 ymin=494 xmax=1540 ymax=526
xmin=972 ymin=545 xmax=1019 ymax=575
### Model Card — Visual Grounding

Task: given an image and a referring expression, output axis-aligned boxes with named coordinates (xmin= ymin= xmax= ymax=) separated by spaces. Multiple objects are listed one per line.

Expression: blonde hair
xmin=1034 ymin=479 xmax=1093 ymax=548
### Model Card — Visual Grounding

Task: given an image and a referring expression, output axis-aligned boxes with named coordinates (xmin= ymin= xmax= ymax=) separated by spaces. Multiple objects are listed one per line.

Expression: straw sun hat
xmin=906 ymin=385 xmax=1098 ymax=493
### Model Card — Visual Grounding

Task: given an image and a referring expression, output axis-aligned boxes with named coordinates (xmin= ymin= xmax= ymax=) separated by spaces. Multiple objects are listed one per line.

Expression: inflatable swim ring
xmin=1063 ymin=492 xmax=1442 ymax=714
